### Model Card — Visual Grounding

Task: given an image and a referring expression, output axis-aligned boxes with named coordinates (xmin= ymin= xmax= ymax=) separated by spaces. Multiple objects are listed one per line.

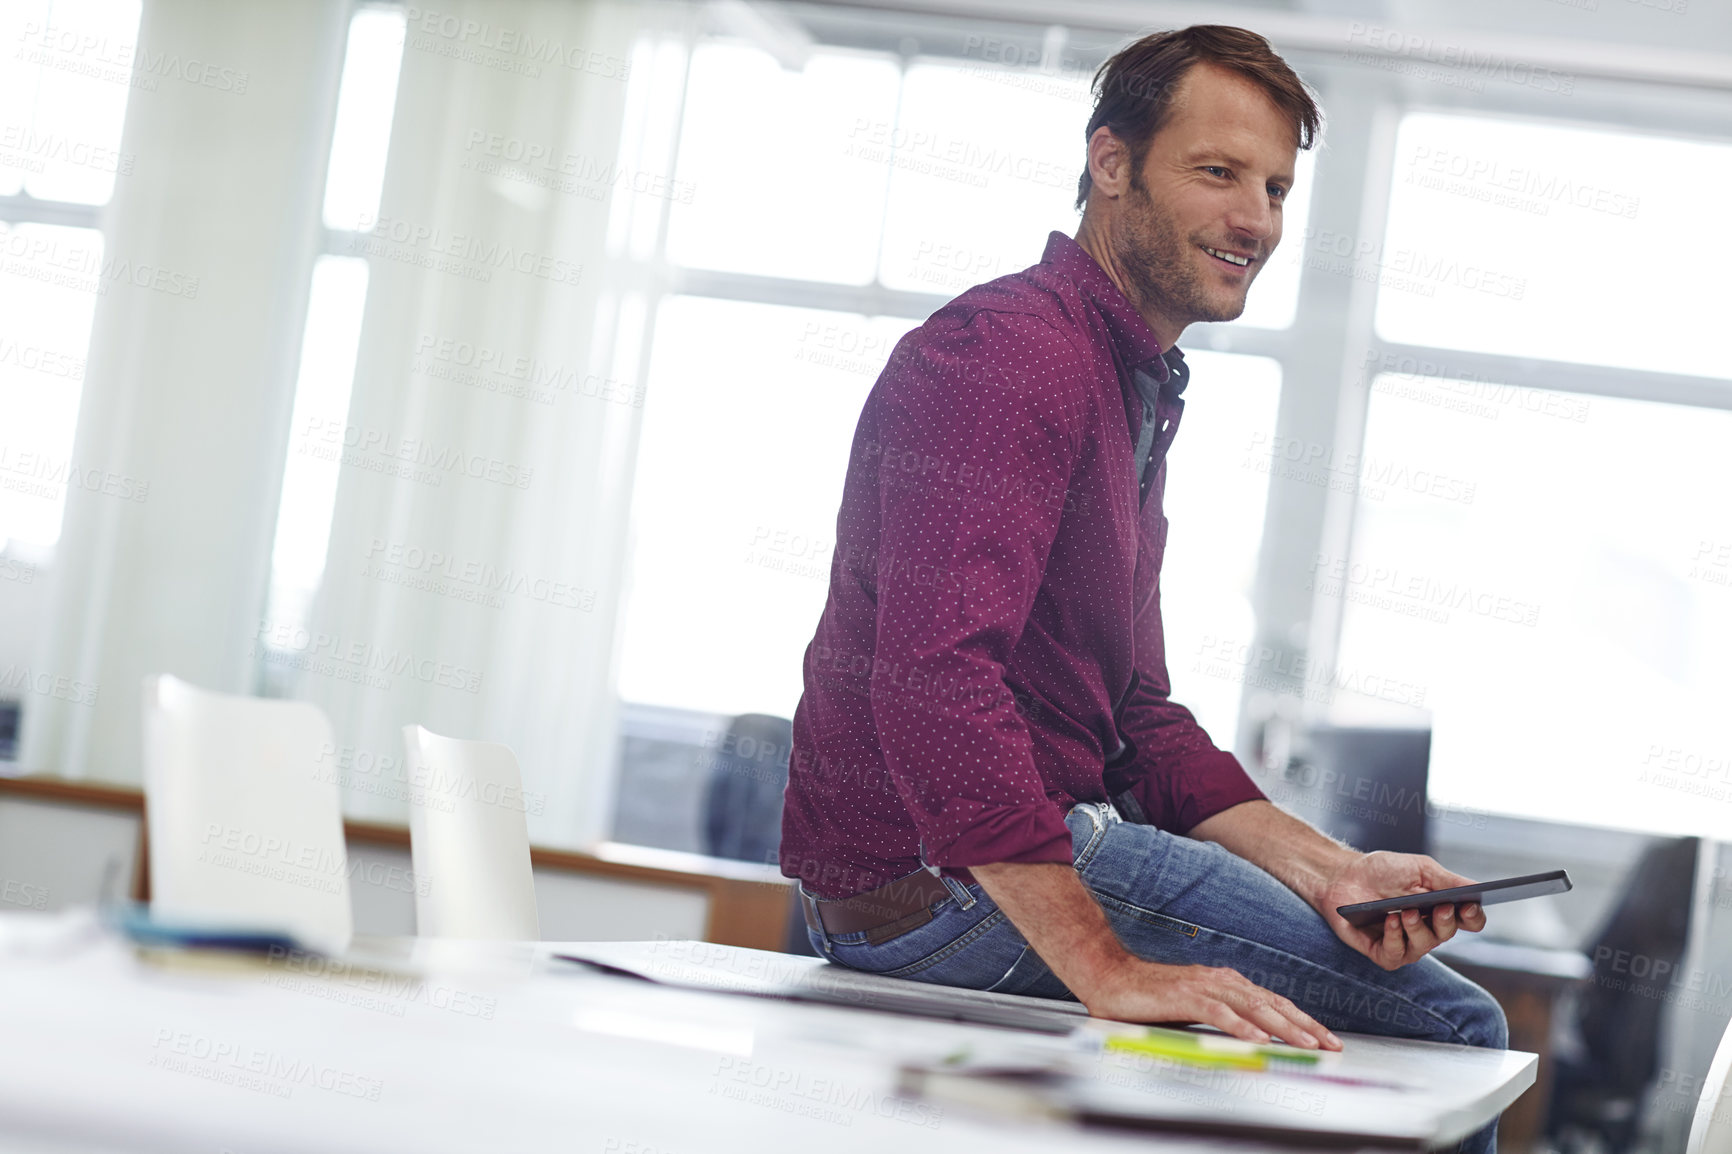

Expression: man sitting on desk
xmin=779 ymin=19 xmax=1506 ymax=1143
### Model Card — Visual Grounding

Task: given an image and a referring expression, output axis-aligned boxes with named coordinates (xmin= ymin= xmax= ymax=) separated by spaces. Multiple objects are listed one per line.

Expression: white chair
xmin=401 ymin=725 xmax=540 ymax=940
xmin=1688 ymin=1015 xmax=1732 ymax=1154
xmin=140 ymin=674 xmax=353 ymax=953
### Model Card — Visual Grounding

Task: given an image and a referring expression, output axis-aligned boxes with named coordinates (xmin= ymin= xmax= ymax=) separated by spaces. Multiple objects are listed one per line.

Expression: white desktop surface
xmin=0 ymin=915 xmax=1535 ymax=1154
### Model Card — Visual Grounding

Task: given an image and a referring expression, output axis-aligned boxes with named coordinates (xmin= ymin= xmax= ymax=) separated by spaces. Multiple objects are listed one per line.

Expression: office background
xmin=0 ymin=0 xmax=1728 ymax=1149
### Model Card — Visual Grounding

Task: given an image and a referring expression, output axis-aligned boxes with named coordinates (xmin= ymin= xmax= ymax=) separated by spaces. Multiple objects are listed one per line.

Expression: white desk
xmin=0 ymin=913 xmax=1535 ymax=1153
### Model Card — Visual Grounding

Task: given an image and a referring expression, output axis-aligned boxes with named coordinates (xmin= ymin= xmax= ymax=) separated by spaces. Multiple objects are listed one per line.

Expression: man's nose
xmin=1225 ymin=186 xmax=1277 ymax=242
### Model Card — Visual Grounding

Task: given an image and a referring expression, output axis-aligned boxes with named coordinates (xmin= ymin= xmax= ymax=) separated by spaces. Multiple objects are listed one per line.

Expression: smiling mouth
xmin=1202 ymin=245 xmax=1253 ymax=268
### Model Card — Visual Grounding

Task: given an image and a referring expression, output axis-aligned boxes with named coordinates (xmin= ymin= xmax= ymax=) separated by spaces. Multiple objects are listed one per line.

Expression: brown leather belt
xmin=800 ymin=869 xmax=972 ymax=946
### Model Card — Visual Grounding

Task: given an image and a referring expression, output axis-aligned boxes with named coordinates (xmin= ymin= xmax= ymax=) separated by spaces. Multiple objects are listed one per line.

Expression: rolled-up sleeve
xmin=1110 ymin=665 xmax=1267 ymax=835
xmin=866 ymin=311 xmax=1084 ymax=869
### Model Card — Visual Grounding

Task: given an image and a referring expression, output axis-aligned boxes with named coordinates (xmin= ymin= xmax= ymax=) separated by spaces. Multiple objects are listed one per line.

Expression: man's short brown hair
xmin=1075 ymin=25 xmax=1322 ymax=211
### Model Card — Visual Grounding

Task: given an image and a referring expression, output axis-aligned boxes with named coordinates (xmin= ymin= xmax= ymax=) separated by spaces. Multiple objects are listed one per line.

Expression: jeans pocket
xmin=1095 ymin=891 xmax=1202 ymax=939
xmin=982 ymin=942 xmax=1070 ymax=998
xmin=875 ymin=909 xmax=1010 ymax=981
xmin=1065 ymin=803 xmax=1115 ymax=870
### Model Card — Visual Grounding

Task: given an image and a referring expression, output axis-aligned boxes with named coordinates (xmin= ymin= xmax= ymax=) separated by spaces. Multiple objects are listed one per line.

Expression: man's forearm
xmin=1186 ymin=799 xmax=1359 ymax=910
xmin=968 ymin=857 xmax=1340 ymax=1045
xmin=969 ymin=861 xmax=1130 ymax=994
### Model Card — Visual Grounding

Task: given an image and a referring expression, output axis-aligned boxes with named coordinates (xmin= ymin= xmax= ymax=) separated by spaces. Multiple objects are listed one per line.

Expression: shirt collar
xmin=1159 ymin=344 xmax=1189 ymax=397
xmin=1040 ymin=230 xmax=1179 ymax=387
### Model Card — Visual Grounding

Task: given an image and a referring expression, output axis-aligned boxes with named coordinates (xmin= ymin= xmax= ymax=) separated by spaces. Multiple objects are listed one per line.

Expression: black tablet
xmin=1335 ymin=869 xmax=1572 ymax=928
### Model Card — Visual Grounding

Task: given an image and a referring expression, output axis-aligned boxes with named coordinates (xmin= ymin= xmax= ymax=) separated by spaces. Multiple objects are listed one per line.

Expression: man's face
xmin=1107 ymin=63 xmax=1298 ymax=328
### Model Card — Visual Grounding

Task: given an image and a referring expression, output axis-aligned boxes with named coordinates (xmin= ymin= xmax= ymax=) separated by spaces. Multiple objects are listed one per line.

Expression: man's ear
xmin=1087 ymin=125 xmax=1132 ymax=199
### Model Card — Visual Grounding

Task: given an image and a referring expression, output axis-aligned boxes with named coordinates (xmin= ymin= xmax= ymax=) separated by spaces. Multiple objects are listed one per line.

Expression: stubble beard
xmin=1115 ymin=176 xmax=1249 ymax=327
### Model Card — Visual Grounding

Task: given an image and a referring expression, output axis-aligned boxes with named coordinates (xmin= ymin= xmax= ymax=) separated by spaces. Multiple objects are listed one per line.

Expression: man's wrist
xmin=970 ymin=860 xmax=1135 ymax=998
xmin=1302 ymin=843 xmax=1363 ymax=911
xmin=1067 ymin=933 xmax=1136 ymax=994
xmin=1188 ymin=799 xmax=1361 ymax=912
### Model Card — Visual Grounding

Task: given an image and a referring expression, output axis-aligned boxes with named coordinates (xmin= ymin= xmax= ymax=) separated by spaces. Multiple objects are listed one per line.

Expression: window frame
xmin=609 ymin=9 xmax=1732 ymax=832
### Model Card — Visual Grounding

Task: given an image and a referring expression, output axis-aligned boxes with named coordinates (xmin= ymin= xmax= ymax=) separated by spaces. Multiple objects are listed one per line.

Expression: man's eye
xmin=1203 ymin=166 xmax=1229 ymax=178
xmin=1269 ymin=185 xmax=1288 ymax=200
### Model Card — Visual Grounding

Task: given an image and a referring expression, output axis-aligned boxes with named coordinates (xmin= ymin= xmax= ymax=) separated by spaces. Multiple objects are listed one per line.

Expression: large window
xmin=1161 ymin=352 xmax=1282 ymax=746
xmin=665 ymin=43 xmax=899 ymax=283
xmin=619 ymin=33 xmax=1298 ymax=753
xmin=1376 ymin=112 xmax=1732 ymax=380
xmin=258 ymin=4 xmax=403 ymax=674
xmin=873 ymin=56 xmax=1089 ymax=291
xmin=618 ymin=297 xmax=909 ymax=718
xmin=1335 ymin=378 xmax=1732 ymax=836
xmin=0 ymin=0 xmax=142 ymax=557
xmin=0 ymin=222 xmax=104 ymax=553
xmin=1 ymin=0 xmax=138 ymax=207
xmin=1327 ymin=107 xmax=1732 ymax=834
xmin=6 ymin=0 xmax=1724 ymax=862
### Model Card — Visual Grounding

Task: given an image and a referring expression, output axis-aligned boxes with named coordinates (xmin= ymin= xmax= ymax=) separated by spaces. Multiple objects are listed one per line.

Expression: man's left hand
xmin=1317 ymin=852 xmax=1486 ymax=970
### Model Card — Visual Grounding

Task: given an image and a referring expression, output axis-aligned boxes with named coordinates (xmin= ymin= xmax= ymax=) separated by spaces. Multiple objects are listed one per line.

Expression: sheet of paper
xmin=552 ymin=939 xmax=1090 ymax=1034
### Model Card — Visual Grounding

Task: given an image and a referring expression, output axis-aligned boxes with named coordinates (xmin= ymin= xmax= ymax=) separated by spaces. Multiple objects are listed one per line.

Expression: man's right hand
xmin=1080 ymin=954 xmax=1340 ymax=1049
xmin=971 ymin=859 xmax=1341 ymax=1050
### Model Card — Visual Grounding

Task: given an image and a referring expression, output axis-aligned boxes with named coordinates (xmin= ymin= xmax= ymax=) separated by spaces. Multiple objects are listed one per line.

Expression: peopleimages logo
xmin=315 ymin=741 xmax=548 ymax=817
xmin=299 ymin=418 xmax=534 ymax=489
xmin=1244 ymin=431 xmax=1477 ymax=506
xmin=149 ymin=1030 xmax=383 ymax=1101
xmin=0 ymin=229 xmax=200 ymax=299
xmin=1307 ymin=553 xmax=1540 ymax=628
xmin=198 ymin=823 xmax=431 ymax=897
xmin=459 ymin=130 xmax=694 ymax=203
xmin=1 ymin=879 xmax=49 ymax=910
xmin=711 ymin=1056 xmax=943 ymax=1129
xmin=0 ymin=125 xmax=133 ymax=178
xmin=413 ymin=333 xmax=644 ymax=408
xmin=0 ymin=444 xmax=150 ymax=503
xmin=16 ymin=21 xmax=250 ymax=94
xmin=1344 ymin=23 xmax=1575 ymax=95
xmin=844 ymin=119 xmax=1070 ymax=191
xmin=0 ymin=336 xmax=86 ymax=380
xmin=1192 ymin=635 xmax=1428 ymax=708
xmin=353 ymin=213 xmax=582 ymax=286
xmin=1405 ymin=146 xmax=1640 ymax=220
xmin=0 ymin=664 xmax=99 ymax=707
xmin=253 ymin=619 xmax=484 ymax=694
xmin=265 ymin=945 xmax=500 ymax=1019
xmin=401 ymin=7 xmax=631 ymax=79
xmin=362 ymin=538 xmax=595 ymax=612
xmin=1303 ymin=229 xmax=1526 ymax=301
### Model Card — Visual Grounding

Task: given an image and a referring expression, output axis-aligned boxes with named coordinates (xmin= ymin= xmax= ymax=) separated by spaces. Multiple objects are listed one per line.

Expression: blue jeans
xmin=804 ymin=801 xmax=1509 ymax=1154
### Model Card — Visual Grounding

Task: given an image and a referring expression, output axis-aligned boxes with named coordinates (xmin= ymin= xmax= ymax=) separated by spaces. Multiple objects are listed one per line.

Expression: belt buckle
xmin=798 ymin=887 xmax=824 ymax=934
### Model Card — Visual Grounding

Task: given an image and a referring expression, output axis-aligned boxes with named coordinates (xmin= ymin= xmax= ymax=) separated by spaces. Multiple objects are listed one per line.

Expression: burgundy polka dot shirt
xmin=780 ymin=230 xmax=1266 ymax=901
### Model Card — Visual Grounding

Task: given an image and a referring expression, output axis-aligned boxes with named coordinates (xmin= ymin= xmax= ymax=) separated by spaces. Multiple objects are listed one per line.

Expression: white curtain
xmin=24 ymin=0 xmax=350 ymax=781
xmin=28 ymin=0 xmax=701 ymax=852
xmin=294 ymin=0 xmax=694 ymax=848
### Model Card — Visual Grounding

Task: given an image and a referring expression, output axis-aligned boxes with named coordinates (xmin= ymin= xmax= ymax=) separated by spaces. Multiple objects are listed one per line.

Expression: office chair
xmin=401 ymin=725 xmax=540 ymax=940
xmin=1688 ymin=1010 xmax=1732 ymax=1154
xmin=699 ymin=713 xmax=792 ymax=863
xmin=697 ymin=712 xmax=810 ymax=953
xmin=1546 ymin=835 xmax=1699 ymax=1154
xmin=140 ymin=674 xmax=353 ymax=953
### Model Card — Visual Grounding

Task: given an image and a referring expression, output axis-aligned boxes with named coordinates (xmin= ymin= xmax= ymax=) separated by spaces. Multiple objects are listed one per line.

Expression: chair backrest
xmin=401 ymin=725 xmax=539 ymax=940
xmin=1687 ymin=1013 xmax=1732 ymax=1154
xmin=140 ymin=674 xmax=352 ymax=953
xmin=1579 ymin=837 xmax=1698 ymax=1091
xmin=700 ymin=713 xmax=792 ymax=863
